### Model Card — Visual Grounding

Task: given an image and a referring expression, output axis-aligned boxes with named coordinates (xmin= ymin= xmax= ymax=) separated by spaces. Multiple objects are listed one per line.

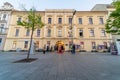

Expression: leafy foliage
xmin=105 ymin=0 xmax=120 ymax=34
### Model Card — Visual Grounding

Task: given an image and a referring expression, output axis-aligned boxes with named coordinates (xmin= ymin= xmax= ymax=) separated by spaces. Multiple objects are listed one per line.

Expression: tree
xmin=105 ymin=0 xmax=120 ymax=34
xmin=17 ymin=8 xmax=44 ymax=59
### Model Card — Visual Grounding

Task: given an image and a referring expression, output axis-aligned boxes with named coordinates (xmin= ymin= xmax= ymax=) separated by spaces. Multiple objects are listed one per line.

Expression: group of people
xmin=42 ymin=44 xmax=65 ymax=54
xmin=43 ymin=44 xmax=76 ymax=54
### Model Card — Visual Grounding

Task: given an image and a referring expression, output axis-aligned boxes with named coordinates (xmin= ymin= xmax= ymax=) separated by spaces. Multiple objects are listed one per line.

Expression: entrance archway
xmin=55 ymin=41 xmax=65 ymax=50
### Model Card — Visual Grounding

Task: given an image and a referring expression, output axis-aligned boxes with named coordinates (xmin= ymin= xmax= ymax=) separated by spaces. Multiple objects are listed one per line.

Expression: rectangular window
xmin=15 ymin=29 xmax=19 ymax=37
xmin=36 ymin=41 xmax=39 ymax=48
xmin=0 ymin=38 xmax=2 ymax=46
xmin=58 ymin=29 xmax=62 ymax=37
xmin=26 ymin=29 xmax=30 ymax=36
xmin=101 ymin=29 xmax=106 ymax=36
xmin=24 ymin=41 xmax=28 ymax=48
xmin=47 ymin=41 xmax=50 ymax=46
xmin=92 ymin=42 xmax=96 ymax=49
xmin=12 ymin=41 xmax=17 ymax=49
xmin=103 ymin=42 xmax=107 ymax=49
xmin=47 ymin=29 xmax=51 ymax=37
xmin=78 ymin=18 xmax=82 ymax=24
xmin=0 ymin=24 xmax=4 ymax=33
xmin=99 ymin=17 xmax=104 ymax=24
xmin=89 ymin=17 xmax=93 ymax=24
xmin=80 ymin=42 xmax=84 ymax=49
xmin=17 ymin=17 xmax=22 ymax=22
xmin=48 ymin=18 xmax=52 ymax=24
xmin=3 ymin=14 xmax=7 ymax=20
xmin=58 ymin=18 xmax=62 ymax=24
xmin=89 ymin=29 xmax=94 ymax=36
xmin=37 ymin=29 xmax=40 ymax=37
xmin=69 ymin=18 xmax=72 ymax=24
xmin=79 ymin=29 xmax=83 ymax=37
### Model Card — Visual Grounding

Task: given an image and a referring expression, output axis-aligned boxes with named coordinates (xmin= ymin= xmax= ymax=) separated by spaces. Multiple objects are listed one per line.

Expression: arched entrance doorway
xmin=55 ymin=41 xmax=65 ymax=51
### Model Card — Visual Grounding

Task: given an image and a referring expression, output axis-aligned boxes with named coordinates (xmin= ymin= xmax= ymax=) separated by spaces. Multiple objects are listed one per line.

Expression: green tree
xmin=105 ymin=0 xmax=120 ymax=34
xmin=17 ymin=8 xmax=44 ymax=59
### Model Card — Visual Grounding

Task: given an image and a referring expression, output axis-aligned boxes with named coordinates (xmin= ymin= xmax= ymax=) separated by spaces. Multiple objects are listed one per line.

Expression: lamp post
xmin=70 ymin=10 xmax=76 ymax=47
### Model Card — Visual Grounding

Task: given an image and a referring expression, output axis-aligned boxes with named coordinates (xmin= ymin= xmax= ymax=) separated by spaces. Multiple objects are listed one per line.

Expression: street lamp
xmin=70 ymin=10 xmax=76 ymax=47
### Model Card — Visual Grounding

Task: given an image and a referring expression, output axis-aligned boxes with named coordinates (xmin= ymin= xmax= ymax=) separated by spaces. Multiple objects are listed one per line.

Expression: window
xmin=26 ymin=29 xmax=30 ymax=36
xmin=0 ymin=38 xmax=2 ymax=46
xmin=103 ymin=42 xmax=107 ymax=49
xmin=99 ymin=17 xmax=104 ymax=24
xmin=80 ymin=42 xmax=84 ymax=49
xmin=58 ymin=29 xmax=62 ymax=37
xmin=79 ymin=29 xmax=83 ymax=37
xmin=36 ymin=41 xmax=39 ymax=48
xmin=15 ymin=29 xmax=19 ymax=37
xmin=0 ymin=24 xmax=4 ymax=33
xmin=3 ymin=14 xmax=7 ymax=20
xmin=89 ymin=17 xmax=93 ymax=24
xmin=12 ymin=41 xmax=17 ymax=49
xmin=101 ymin=29 xmax=106 ymax=36
xmin=58 ymin=18 xmax=62 ymax=24
xmin=89 ymin=29 xmax=94 ymax=36
xmin=48 ymin=18 xmax=52 ymax=24
xmin=78 ymin=18 xmax=82 ymax=24
xmin=47 ymin=41 xmax=50 ymax=46
xmin=92 ymin=42 xmax=96 ymax=49
xmin=69 ymin=18 xmax=72 ymax=24
xmin=24 ymin=41 xmax=28 ymax=48
xmin=37 ymin=29 xmax=40 ymax=37
xmin=68 ymin=30 xmax=72 ymax=37
xmin=17 ymin=17 xmax=22 ymax=22
xmin=47 ymin=29 xmax=51 ymax=37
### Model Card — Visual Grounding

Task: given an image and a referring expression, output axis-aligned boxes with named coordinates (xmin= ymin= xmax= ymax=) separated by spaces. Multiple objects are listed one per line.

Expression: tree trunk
xmin=27 ymin=28 xmax=34 ymax=59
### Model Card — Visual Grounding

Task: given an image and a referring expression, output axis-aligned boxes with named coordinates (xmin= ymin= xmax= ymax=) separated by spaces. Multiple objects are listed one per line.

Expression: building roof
xmin=91 ymin=4 xmax=113 ymax=11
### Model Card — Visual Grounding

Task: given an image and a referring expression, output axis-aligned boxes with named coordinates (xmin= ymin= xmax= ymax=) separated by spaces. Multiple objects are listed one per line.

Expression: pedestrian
xmin=72 ymin=44 xmax=76 ymax=54
xmin=43 ymin=45 xmax=46 ymax=54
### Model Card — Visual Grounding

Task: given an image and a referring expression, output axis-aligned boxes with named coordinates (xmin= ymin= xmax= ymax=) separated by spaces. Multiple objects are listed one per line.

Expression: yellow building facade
xmin=4 ymin=8 xmax=112 ymax=52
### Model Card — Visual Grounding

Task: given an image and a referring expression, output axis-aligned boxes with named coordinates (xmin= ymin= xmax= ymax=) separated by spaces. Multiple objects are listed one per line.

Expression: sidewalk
xmin=0 ymin=52 xmax=120 ymax=80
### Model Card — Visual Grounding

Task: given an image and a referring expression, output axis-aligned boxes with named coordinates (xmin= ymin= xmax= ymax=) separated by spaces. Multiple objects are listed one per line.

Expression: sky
xmin=0 ymin=0 xmax=113 ymax=11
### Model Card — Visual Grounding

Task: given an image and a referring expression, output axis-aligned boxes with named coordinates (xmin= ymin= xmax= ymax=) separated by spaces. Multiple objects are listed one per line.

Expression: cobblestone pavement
xmin=0 ymin=52 xmax=120 ymax=80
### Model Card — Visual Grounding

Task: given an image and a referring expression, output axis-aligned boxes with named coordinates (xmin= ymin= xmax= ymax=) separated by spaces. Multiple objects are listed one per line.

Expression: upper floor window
xmin=0 ymin=24 xmax=5 ymax=34
xmin=58 ymin=18 xmax=62 ymax=24
xmin=58 ymin=29 xmax=62 ymax=37
xmin=99 ymin=17 xmax=104 ymax=24
xmin=24 ymin=41 xmax=28 ymax=48
xmin=89 ymin=29 xmax=94 ymax=36
xmin=15 ymin=29 xmax=19 ymax=37
xmin=26 ymin=29 xmax=30 ymax=36
xmin=3 ymin=14 xmax=7 ymax=20
xmin=79 ymin=29 xmax=83 ymax=37
xmin=101 ymin=29 xmax=106 ymax=36
xmin=69 ymin=18 xmax=72 ymax=24
xmin=48 ymin=18 xmax=52 ymax=24
xmin=37 ymin=29 xmax=40 ymax=37
xmin=47 ymin=29 xmax=51 ymax=37
xmin=78 ymin=18 xmax=82 ymax=24
xmin=17 ymin=17 xmax=22 ymax=22
xmin=89 ymin=17 xmax=93 ymax=24
xmin=0 ymin=38 xmax=2 ymax=46
xmin=0 ymin=14 xmax=1 ymax=20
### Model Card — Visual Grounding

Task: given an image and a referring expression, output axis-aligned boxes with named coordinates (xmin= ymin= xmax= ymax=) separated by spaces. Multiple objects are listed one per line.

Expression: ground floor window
xmin=80 ymin=42 xmax=84 ymax=49
xmin=12 ymin=41 xmax=17 ymax=49
xmin=92 ymin=42 xmax=96 ymax=49
xmin=103 ymin=42 xmax=108 ymax=49
xmin=36 ymin=41 xmax=39 ymax=48
xmin=24 ymin=41 xmax=28 ymax=48
xmin=0 ymin=38 xmax=2 ymax=46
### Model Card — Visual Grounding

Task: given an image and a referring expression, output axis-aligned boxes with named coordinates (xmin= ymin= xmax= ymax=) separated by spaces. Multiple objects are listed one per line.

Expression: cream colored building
xmin=4 ymin=4 xmax=112 ymax=52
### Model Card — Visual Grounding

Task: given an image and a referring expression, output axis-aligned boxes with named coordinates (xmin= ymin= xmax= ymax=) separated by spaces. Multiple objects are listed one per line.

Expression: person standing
xmin=43 ymin=45 xmax=46 ymax=54
xmin=72 ymin=44 xmax=76 ymax=54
